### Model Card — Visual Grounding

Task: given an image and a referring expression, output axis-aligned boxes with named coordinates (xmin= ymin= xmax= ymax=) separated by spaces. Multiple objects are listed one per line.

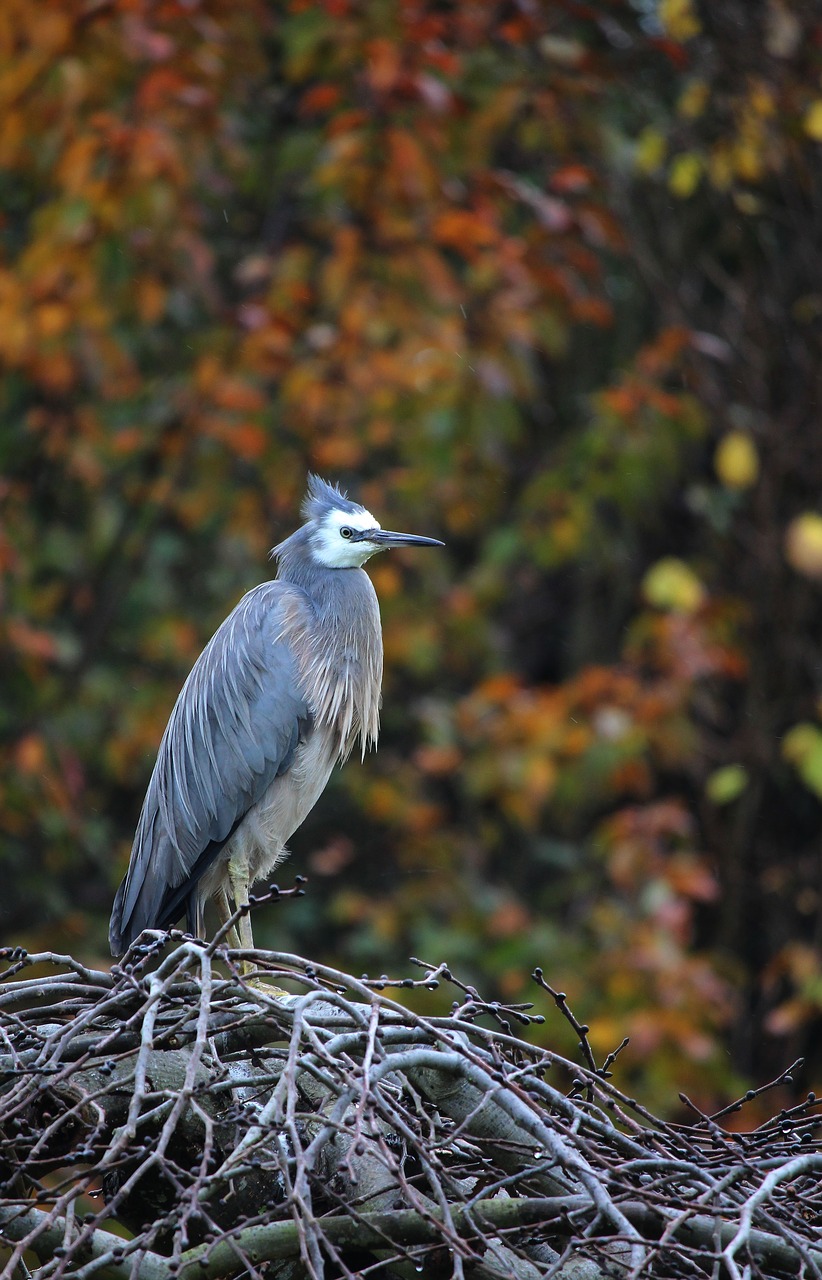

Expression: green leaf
xmin=705 ymin=765 xmax=748 ymax=806
xmin=782 ymin=724 xmax=822 ymax=799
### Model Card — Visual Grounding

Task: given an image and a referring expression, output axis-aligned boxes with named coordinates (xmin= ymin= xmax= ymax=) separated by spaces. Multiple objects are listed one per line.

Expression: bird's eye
xmin=340 ymin=527 xmax=353 ymax=539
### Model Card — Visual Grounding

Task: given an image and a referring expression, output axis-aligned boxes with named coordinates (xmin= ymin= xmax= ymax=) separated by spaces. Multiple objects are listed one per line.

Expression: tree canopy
xmin=2 ymin=0 xmax=822 ymax=1112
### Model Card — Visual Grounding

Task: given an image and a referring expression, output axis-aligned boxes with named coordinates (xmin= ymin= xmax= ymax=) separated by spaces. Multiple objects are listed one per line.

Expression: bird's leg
xmin=228 ymin=858 xmax=256 ymax=971
xmin=214 ymin=885 xmax=242 ymax=950
xmin=228 ymin=857 xmax=286 ymax=994
xmin=189 ymin=895 xmax=205 ymax=941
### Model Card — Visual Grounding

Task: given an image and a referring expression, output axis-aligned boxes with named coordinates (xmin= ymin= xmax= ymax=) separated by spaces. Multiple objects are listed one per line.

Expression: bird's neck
xmin=277 ymin=555 xmax=384 ymax=757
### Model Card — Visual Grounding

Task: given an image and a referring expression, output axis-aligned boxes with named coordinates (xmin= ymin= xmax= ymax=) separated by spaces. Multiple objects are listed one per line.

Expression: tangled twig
xmin=1 ymin=925 xmax=821 ymax=1279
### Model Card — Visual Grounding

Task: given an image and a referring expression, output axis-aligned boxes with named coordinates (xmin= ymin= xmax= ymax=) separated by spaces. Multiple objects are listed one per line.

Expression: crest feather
xmin=301 ymin=474 xmax=364 ymax=523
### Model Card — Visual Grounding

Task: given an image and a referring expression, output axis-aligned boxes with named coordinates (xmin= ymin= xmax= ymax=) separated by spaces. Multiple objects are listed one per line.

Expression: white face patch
xmin=311 ymin=508 xmax=383 ymax=568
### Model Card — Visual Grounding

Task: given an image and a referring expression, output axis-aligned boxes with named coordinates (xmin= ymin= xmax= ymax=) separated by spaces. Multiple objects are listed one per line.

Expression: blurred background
xmin=2 ymin=0 xmax=822 ymax=1114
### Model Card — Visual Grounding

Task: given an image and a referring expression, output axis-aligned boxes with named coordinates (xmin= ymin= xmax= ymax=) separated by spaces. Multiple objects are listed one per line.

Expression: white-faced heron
xmin=109 ymin=475 xmax=443 ymax=957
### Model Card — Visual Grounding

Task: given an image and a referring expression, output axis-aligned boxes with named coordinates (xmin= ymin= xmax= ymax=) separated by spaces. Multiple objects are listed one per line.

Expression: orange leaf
xmin=433 ymin=209 xmax=498 ymax=251
xmin=6 ymin=619 xmax=57 ymax=661
xmin=15 ymin=733 xmax=47 ymax=774
xmin=365 ymin=37 xmax=402 ymax=94
xmin=299 ymin=83 xmax=340 ymax=116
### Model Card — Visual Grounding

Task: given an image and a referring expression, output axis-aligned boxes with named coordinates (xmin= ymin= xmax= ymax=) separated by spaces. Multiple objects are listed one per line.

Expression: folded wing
xmin=109 ymin=581 xmax=313 ymax=954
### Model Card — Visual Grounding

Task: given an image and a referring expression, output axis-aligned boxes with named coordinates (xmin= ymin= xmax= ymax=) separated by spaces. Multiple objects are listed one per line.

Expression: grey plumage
xmin=109 ymin=475 xmax=443 ymax=957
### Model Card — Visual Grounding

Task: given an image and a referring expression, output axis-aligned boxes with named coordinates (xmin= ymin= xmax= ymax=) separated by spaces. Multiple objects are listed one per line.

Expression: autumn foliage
xmin=3 ymin=0 xmax=822 ymax=1112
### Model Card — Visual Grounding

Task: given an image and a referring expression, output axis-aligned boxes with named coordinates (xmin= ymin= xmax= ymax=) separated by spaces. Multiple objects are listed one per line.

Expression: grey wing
xmin=109 ymin=581 xmax=313 ymax=954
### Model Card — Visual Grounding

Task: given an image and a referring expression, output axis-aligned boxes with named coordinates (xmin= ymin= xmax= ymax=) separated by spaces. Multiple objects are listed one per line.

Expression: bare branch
xmin=2 ymin=942 xmax=821 ymax=1279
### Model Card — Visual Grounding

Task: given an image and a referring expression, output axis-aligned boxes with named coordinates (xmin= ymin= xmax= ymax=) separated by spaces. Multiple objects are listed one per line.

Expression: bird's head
xmin=276 ymin=475 xmax=443 ymax=570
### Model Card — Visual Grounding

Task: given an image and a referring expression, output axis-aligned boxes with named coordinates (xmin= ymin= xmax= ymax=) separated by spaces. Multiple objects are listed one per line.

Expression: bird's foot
xmin=238 ymin=961 xmax=289 ymax=999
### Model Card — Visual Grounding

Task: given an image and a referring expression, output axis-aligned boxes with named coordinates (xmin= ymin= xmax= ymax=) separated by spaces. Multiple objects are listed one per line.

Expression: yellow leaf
xmin=785 ymin=513 xmax=822 ymax=578
xmin=714 ymin=431 xmax=759 ymax=490
xmin=708 ymin=144 xmax=734 ymax=191
xmin=668 ymin=152 xmax=703 ymax=198
xmin=678 ymin=80 xmax=708 ymax=120
xmin=658 ymin=0 xmax=701 ymax=41
xmin=550 ymin=514 xmax=583 ymax=557
xmin=749 ymin=83 xmax=775 ymax=118
xmin=804 ymin=101 xmax=822 ymax=142
xmin=782 ymin=723 xmax=820 ymax=764
xmin=635 ymin=127 xmax=666 ymax=174
xmin=642 ymin=558 xmax=706 ymax=614
xmin=733 ymin=138 xmax=764 ymax=182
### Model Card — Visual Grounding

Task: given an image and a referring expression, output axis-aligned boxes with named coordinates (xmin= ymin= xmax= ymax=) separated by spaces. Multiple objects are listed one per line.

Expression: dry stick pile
xmin=1 ymin=889 xmax=822 ymax=1280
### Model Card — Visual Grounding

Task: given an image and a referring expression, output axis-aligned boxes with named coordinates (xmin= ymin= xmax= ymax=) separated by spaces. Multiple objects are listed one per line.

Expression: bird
xmin=109 ymin=474 xmax=444 ymax=959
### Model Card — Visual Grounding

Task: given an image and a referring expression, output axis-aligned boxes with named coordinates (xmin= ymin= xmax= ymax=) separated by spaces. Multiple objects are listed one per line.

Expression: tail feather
xmin=109 ymin=823 xmax=242 ymax=956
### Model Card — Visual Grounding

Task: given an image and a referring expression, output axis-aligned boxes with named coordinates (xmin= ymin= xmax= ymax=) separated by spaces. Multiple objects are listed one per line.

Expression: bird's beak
xmin=355 ymin=528 xmax=444 ymax=549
